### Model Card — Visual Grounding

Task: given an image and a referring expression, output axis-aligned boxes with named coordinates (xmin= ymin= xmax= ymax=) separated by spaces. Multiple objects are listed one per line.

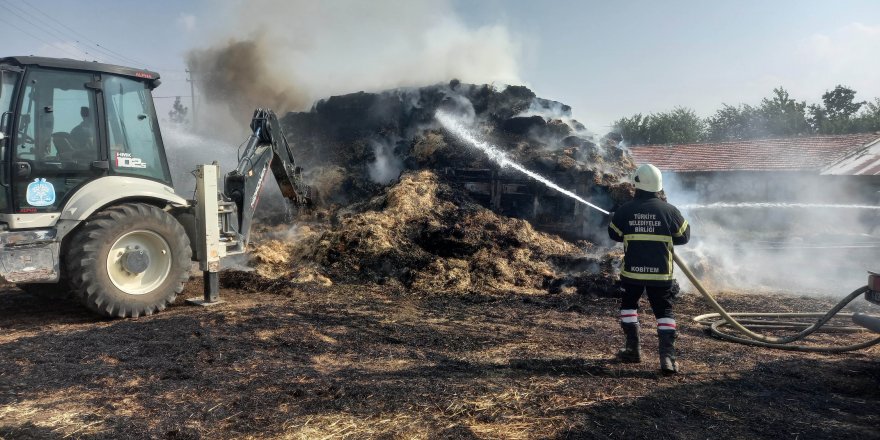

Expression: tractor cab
xmin=0 ymin=56 xmax=172 ymax=224
xmin=0 ymin=57 xmax=192 ymax=314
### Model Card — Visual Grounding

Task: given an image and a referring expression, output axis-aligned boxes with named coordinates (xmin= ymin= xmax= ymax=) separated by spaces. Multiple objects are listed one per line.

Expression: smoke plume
xmin=663 ymin=172 xmax=880 ymax=294
xmin=187 ymin=36 xmax=311 ymax=119
xmin=367 ymin=138 xmax=404 ymax=184
xmin=186 ymin=0 xmax=521 ymax=120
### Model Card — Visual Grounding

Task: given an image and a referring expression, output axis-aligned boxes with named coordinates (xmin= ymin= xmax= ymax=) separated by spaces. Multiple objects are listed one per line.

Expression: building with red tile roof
xmin=629 ymin=133 xmax=880 ymax=174
xmin=627 ymin=133 xmax=880 ymax=206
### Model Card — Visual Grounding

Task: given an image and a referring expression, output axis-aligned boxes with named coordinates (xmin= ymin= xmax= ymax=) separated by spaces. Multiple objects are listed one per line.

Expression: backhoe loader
xmin=0 ymin=56 xmax=310 ymax=317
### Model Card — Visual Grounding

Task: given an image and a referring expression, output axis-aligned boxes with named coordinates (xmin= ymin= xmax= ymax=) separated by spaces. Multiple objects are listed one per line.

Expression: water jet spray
xmin=683 ymin=202 xmax=880 ymax=211
xmin=435 ymin=111 xmax=610 ymax=216
xmin=436 ymin=110 xmax=880 ymax=352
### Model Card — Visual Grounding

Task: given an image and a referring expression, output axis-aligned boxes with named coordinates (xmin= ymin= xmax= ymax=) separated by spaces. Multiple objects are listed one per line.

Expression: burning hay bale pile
xmin=281 ymin=81 xmax=634 ymax=208
xmin=248 ymin=170 xmax=623 ymax=294
xmin=239 ymin=81 xmax=636 ymax=296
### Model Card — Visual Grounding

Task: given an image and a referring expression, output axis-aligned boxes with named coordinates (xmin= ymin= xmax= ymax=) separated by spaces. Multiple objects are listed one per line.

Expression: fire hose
xmin=588 ymin=203 xmax=880 ymax=352
xmin=676 ymin=254 xmax=880 ymax=353
xmin=435 ymin=113 xmax=880 ymax=353
xmin=588 ymin=204 xmax=880 ymax=352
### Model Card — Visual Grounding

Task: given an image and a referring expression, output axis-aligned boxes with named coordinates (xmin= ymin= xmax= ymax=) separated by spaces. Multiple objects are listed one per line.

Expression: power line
xmin=95 ymin=43 xmax=151 ymax=69
xmin=7 ymin=0 xmax=152 ymax=69
xmin=16 ymin=0 xmax=147 ymax=67
xmin=0 ymin=15 xmax=85 ymax=60
xmin=0 ymin=0 xmax=208 ymax=81
xmin=0 ymin=2 xmax=100 ymax=61
xmin=1 ymin=1 xmax=197 ymax=83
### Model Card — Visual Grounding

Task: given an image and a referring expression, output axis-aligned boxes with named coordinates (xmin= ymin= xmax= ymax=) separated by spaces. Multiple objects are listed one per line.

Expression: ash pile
xmin=242 ymin=81 xmax=636 ymax=296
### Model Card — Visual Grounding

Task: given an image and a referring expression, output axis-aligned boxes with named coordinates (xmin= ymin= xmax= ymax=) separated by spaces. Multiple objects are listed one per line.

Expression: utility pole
xmin=186 ymin=69 xmax=196 ymax=128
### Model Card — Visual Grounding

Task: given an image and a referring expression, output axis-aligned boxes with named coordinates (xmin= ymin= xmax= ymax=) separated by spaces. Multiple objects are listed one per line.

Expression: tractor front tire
xmin=66 ymin=203 xmax=192 ymax=318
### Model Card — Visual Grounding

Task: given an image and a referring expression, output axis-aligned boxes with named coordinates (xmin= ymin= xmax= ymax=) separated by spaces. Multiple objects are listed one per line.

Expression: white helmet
xmin=634 ymin=164 xmax=662 ymax=192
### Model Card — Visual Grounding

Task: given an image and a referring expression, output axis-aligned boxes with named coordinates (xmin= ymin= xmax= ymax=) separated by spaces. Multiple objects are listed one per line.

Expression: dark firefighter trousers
xmin=620 ymin=283 xmax=677 ymax=331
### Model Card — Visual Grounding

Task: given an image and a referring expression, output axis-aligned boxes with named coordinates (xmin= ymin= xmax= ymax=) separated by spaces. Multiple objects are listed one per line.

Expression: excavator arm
xmin=224 ymin=109 xmax=312 ymax=248
xmin=188 ymin=108 xmax=311 ymax=304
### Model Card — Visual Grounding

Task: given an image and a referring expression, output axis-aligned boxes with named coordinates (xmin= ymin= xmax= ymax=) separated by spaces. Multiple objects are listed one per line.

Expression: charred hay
xmin=248 ymin=171 xmax=622 ymax=295
xmin=2 ymin=281 xmax=876 ymax=439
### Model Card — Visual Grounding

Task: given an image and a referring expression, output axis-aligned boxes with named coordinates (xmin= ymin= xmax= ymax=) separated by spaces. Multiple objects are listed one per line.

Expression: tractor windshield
xmin=103 ymin=75 xmax=171 ymax=183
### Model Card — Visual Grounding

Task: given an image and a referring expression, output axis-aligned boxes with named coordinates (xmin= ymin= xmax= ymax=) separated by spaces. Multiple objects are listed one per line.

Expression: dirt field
xmin=0 ymin=277 xmax=877 ymax=440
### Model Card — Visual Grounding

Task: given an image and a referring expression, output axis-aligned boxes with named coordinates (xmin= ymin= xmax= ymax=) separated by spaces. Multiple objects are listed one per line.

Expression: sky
xmin=2 ymin=0 xmax=879 ymax=133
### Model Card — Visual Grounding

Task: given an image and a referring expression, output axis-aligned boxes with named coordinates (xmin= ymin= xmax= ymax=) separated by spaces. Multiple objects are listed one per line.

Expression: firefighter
xmin=608 ymin=164 xmax=690 ymax=374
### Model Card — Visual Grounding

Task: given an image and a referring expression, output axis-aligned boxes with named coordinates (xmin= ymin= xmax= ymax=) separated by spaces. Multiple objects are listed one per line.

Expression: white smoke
xmin=161 ymin=125 xmax=238 ymax=194
xmin=517 ymin=99 xmax=592 ymax=137
xmin=179 ymin=0 xmax=525 ymax=185
xmin=162 ymin=124 xmax=291 ymax=216
xmin=367 ymin=139 xmax=404 ymax=184
xmin=188 ymin=0 xmax=522 ymax=120
xmin=662 ymin=171 xmax=880 ymax=295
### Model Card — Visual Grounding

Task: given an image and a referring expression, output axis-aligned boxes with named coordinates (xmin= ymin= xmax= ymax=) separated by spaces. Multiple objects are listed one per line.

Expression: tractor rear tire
xmin=66 ymin=203 xmax=192 ymax=318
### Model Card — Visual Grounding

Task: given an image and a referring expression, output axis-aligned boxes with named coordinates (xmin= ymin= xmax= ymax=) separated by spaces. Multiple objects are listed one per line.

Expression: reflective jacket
xmin=608 ymin=190 xmax=690 ymax=286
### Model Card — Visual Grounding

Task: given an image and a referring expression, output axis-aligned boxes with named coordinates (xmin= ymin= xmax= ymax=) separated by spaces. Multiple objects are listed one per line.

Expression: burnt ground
xmin=0 ymin=278 xmax=877 ymax=440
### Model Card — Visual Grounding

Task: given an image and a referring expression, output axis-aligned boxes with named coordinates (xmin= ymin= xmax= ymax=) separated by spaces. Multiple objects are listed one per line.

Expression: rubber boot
xmin=616 ymin=322 xmax=641 ymax=363
xmin=658 ymin=330 xmax=678 ymax=375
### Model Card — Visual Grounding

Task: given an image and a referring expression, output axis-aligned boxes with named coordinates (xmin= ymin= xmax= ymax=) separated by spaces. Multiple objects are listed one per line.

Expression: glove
xmin=668 ymin=280 xmax=681 ymax=299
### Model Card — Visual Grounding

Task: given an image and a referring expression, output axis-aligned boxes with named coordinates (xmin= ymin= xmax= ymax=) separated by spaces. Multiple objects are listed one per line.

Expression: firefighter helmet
xmin=634 ymin=164 xmax=662 ymax=192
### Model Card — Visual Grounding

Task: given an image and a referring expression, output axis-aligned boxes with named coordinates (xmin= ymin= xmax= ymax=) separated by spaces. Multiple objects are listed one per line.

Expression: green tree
xmin=853 ymin=98 xmax=880 ymax=132
xmin=821 ymin=85 xmax=864 ymax=119
xmin=645 ymin=107 xmax=706 ymax=144
xmin=614 ymin=85 xmax=879 ymax=145
xmin=614 ymin=107 xmax=706 ymax=145
xmin=756 ymin=87 xmax=810 ymax=137
xmin=706 ymin=103 xmax=760 ymax=141
xmin=614 ymin=113 xmax=649 ymax=145
xmin=168 ymin=96 xmax=189 ymax=125
xmin=706 ymin=89 xmax=809 ymax=140
xmin=808 ymin=85 xmax=866 ymax=134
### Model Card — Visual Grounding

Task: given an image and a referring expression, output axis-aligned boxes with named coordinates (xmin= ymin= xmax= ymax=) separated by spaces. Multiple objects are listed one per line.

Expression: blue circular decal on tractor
xmin=26 ymin=178 xmax=56 ymax=207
